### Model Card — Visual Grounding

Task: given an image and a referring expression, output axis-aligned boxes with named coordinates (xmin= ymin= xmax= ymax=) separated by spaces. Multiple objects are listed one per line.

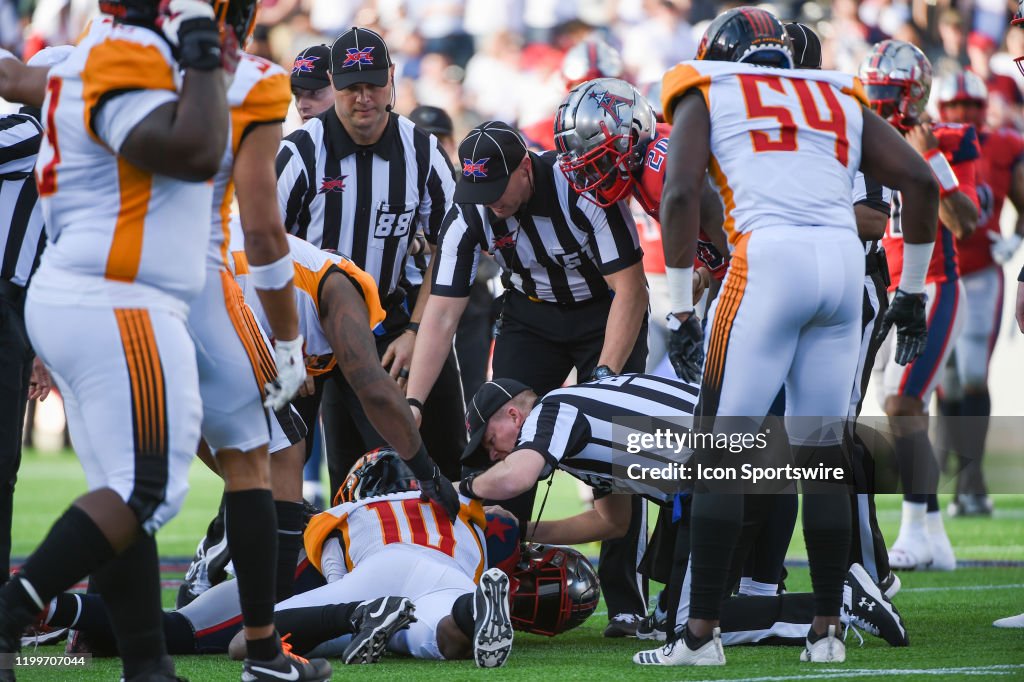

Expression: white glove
xmin=264 ymin=336 xmax=306 ymax=411
xmin=989 ymin=232 xmax=1023 ymax=265
xmin=159 ymin=0 xmax=216 ymax=48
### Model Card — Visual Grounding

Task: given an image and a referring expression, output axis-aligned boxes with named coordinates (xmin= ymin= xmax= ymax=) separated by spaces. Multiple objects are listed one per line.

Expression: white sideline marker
xmin=685 ymin=664 xmax=1024 ymax=682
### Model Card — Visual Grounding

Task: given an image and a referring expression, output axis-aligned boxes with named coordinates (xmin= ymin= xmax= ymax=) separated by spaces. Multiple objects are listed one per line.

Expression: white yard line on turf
xmin=683 ymin=664 xmax=1024 ymax=682
xmin=901 ymin=583 xmax=1024 ymax=593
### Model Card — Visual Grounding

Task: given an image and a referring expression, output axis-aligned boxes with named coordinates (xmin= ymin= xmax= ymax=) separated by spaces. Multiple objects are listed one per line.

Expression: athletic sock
xmin=926 ymin=494 xmax=939 ymax=513
xmin=451 ymin=593 xmax=475 ymax=638
xmin=273 ymin=603 xmax=358 ymax=655
xmin=224 ymin=489 xmax=278 ymax=632
xmin=90 ymin=534 xmax=167 ymax=680
xmin=47 ymin=594 xmax=83 ymax=628
xmin=894 ymin=429 xmax=938 ymax=500
xmin=683 ymin=624 xmax=713 ymax=650
xmin=802 ymin=494 xmax=851 ymax=616
xmin=274 ymin=501 xmax=305 ymax=602
xmin=688 ymin=492 xmax=742 ymax=621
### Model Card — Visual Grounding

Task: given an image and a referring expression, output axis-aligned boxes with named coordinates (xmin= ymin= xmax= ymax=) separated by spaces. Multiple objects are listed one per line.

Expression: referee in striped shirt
xmin=274 ymin=27 xmax=466 ymax=489
xmin=0 ymin=100 xmax=47 ymax=588
xmin=405 ymin=120 xmax=651 ymax=633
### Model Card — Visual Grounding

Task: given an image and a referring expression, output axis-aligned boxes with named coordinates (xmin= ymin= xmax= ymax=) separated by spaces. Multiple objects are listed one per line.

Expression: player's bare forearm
xmin=699 ymin=178 xmax=728 ymax=254
xmin=531 ymin=500 xmax=631 ymax=544
xmin=409 ymin=249 xmax=434 ymax=325
xmin=860 ymin=108 xmax=938 ymax=244
xmin=661 ymin=91 xmax=710 ymax=268
xmin=470 ymin=450 xmax=546 ymax=501
xmin=120 ymin=69 xmax=227 ymax=180
xmin=938 ymin=191 xmax=977 ymax=239
xmin=598 ymin=262 xmax=648 ymax=372
xmin=237 ymin=123 xmax=299 ymax=341
xmin=321 ymin=274 xmax=423 ymax=458
xmin=406 ymin=293 xmax=468 ymax=404
xmin=0 ymin=61 xmax=47 ymax=108
xmin=855 ymin=204 xmax=888 ymax=242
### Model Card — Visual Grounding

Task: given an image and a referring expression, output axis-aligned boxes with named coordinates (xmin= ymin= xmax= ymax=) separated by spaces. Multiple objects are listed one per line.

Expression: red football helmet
xmin=503 ymin=544 xmax=600 ymax=637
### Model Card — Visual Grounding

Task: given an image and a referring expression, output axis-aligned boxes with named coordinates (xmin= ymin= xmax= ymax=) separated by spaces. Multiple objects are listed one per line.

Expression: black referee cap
xmin=291 ymin=44 xmax=331 ymax=91
xmin=330 ymin=27 xmax=392 ymax=91
xmin=784 ymin=22 xmax=822 ymax=70
xmin=462 ymin=379 xmax=533 ymax=462
xmin=454 ymin=121 xmax=529 ymax=205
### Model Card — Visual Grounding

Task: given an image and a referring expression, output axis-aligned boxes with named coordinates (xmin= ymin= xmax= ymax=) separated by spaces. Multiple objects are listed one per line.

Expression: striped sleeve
xmin=276 ymin=128 xmax=315 ymax=237
xmin=419 ymin=135 xmax=456 ymax=243
xmin=430 ymin=204 xmax=484 ymax=298
xmin=0 ymin=114 xmax=42 ymax=174
xmin=573 ymin=196 xmax=643 ymax=275
xmin=852 ymin=171 xmax=892 ymax=216
xmin=515 ymin=400 xmax=590 ymax=473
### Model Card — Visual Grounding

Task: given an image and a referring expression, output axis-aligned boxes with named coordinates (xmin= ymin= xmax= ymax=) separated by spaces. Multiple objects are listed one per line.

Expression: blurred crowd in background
xmin=4 ymin=0 xmax=1024 ymax=138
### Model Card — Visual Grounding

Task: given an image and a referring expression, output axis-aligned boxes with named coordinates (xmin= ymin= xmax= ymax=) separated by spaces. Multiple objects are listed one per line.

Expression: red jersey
xmin=883 ymin=123 xmax=981 ymax=290
xmin=956 ymin=126 xmax=1024 ymax=275
xmin=521 ymin=116 xmax=556 ymax=151
xmin=633 ymin=124 xmax=729 ymax=279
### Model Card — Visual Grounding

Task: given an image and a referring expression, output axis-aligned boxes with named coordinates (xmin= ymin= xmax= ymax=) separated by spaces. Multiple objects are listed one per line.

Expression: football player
xmin=861 ymin=41 xmax=979 ymax=573
xmin=649 ymin=6 xmax=939 ymax=667
xmin=934 ymin=70 xmax=1024 ymax=517
xmin=553 ymin=77 xmax=730 ymax=383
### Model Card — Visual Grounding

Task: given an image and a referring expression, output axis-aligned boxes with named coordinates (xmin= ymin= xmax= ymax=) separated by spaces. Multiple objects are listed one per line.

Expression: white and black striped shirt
xmin=516 ymin=373 xmax=700 ymax=503
xmin=431 ymin=152 xmax=641 ymax=304
xmin=275 ymin=110 xmax=455 ymax=299
xmin=853 ymin=171 xmax=892 ymax=257
xmin=0 ymin=113 xmax=45 ymax=288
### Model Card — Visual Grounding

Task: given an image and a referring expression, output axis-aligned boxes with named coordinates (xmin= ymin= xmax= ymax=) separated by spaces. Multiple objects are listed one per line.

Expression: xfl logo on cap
xmin=463 ymin=158 xmax=489 ymax=178
xmin=343 ymin=47 xmax=375 ymax=67
xmin=293 ymin=56 xmax=320 ymax=74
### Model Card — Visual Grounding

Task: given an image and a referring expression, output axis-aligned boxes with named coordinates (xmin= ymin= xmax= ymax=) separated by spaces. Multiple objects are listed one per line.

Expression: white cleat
xmin=633 ymin=627 xmax=725 ymax=666
xmin=993 ymin=613 xmax=1024 ymax=629
xmin=800 ymin=624 xmax=846 ymax=663
xmin=925 ymin=517 xmax=956 ymax=571
xmin=889 ymin=529 xmax=932 ymax=571
xmin=473 ymin=568 xmax=513 ymax=668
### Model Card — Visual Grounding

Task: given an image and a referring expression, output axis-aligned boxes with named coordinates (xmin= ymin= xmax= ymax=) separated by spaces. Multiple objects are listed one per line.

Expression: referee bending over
xmin=275 ymin=27 xmax=466 ymax=488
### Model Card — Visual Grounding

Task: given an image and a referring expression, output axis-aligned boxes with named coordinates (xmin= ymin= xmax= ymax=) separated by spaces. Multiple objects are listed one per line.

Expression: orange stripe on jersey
xmin=231 ymin=69 xmax=290 ymax=153
xmin=220 ymin=269 xmax=276 ymax=396
xmin=843 ymin=77 xmax=870 ymax=108
xmin=114 ymin=309 xmax=168 ymax=459
xmin=302 ymin=510 xmax=353 ymax=575
xmin=81 ymin=39 xmax=176 ymax=144
xmin=105 ymin=157 xmax=151 ymax=282
xmin=661 ymin=64 xmax=711 ymax=124
xmin=702 ymin=232 xmax=750 ymax=407
xmin=459 ymin=500 xmax=487 ymax=582
xmin=708 ymin=155 xmax=737 ymax=243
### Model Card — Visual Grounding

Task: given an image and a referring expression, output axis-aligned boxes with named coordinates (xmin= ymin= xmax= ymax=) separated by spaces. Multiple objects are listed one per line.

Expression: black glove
xmin=875 ymin=289 xmax=928 ymax=366
xmin=159 ymin=0 xmax=222 ymax=71
xmin=405 ymin=444 xmax=460 ymax=521
xmin=667 ymin=313 xmax=704 ymax=383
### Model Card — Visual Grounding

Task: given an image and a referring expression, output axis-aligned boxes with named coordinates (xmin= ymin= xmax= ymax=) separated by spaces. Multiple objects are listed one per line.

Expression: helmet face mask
xmin=508 ymin=544 xmax=600 ymax=637
xmin=334 ymin=447 xmax=420 ymax=506
xmin=554 ymin=77 xmax=656 ymax=207
xmin=859 ymin=40 xmax=933 ymax=131
xmin=937 ymin=71 xmax=988 ymax=127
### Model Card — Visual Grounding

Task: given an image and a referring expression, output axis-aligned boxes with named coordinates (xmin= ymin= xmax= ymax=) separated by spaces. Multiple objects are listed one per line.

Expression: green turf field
xmin=11 ymin=450 xmax=1024 ymax=681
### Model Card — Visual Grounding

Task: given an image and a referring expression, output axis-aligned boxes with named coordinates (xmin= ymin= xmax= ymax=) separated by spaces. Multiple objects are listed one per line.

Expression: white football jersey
xmin=233 ymin=232 xmax=385 ymax=375
xmin=208 ymin=54 xmax=291 ymax=270
xmin=31 ymin=17 xmax=210 ymax=312
xmin=304 ymin=490 xmax=487 ymax=583
xmin=662 ymin=60 xmax=867 ymax=244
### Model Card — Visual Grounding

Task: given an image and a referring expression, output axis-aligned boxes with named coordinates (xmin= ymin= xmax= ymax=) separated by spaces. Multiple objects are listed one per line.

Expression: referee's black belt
xmin=511 ymin=289 xmax=610 ymax=309
xmin=0 ymin=278 xmax=25 ymax=305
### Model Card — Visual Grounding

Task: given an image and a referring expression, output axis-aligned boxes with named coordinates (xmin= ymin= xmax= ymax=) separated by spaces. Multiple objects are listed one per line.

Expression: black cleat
xmin=242 ymin=635 xmax=332 ymax=681
xmin=843 ymin=563 xmax=908 ymax=647
xmin=473 ymin=568 xmax=513 ymax=668
xmin=343 ymin=597 xmax=416 ymax=664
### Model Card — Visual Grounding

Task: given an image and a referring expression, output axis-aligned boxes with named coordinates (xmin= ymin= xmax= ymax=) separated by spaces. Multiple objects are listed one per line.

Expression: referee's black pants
xmin=321 ymin=326 xmax=467 ymax=496
xmin=0 ymin=283 xmax=33 ymax=586
xmin=490 ymin=290 xmax=650 ymax=620
xmin=847 ymin=258 xmax=892 ymax=583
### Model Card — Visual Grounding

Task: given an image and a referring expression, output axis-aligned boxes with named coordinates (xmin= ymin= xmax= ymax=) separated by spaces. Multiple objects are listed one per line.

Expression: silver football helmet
xmin=936 ymin=70 xmax=988 ymax=127
xmin=554 ymin=77 xmax=657 ymax=207
xmin=858 ymin=40 xmax=933 ymax=130
xmin=561 ymin=37 xmax=624 ymax=89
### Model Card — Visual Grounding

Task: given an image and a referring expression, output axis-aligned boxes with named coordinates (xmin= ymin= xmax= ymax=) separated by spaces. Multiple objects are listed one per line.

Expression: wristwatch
xmin=591 ymin=365 xmax=614 ymax=380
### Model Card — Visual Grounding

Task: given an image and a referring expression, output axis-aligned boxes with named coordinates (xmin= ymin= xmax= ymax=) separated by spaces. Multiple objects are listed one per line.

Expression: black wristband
xmin=407 ymin=397 xmax=424 ymax=411
xmin=459 ymin=472 xmax=482 ymax=500
xmin=405 ymin=443 xmax=435 ymax=480
xmin=177 ymin=18 xmax=222 ymax=71
xmin=405 ymin=322 xmax=420 ymax=334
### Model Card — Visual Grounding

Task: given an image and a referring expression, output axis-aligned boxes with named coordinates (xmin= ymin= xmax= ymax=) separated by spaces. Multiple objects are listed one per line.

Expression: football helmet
xmin=98 ymin=0 xmax=161 ymax=24
xmin=936 ymin=71 xmax=988 ymax=126
xmin=554 ymin=77 xmax=657 ymax=206
xmin=697 ymin=7 xmax=793 ymax=69
xmin=506 ymin=544 xmax=601 ymax=637
xmin=561 ymin=37 xmax=624 ymax=90
xmin=858 ymin=40 xmax=932 ymax=131
xmin=212 ymin=0 xmax=259 ymax=48
xmin=333 ymin=447 xmax=419 ymax=506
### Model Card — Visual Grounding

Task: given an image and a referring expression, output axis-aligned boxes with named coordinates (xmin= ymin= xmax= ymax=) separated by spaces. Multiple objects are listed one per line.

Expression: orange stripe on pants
xmin=701 ymin=232 xmax=751 ymax=417
xmin=114 ymin=308 xmax=168 ymax=458
xmin=220 ymin=269 xmax=277 ymax=398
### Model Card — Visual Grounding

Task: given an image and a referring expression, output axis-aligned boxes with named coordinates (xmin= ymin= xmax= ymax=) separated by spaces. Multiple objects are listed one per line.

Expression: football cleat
xmin=889 ymin=528 xmax=932 ymax=571
xmin=878 ymin=572 xmax=902 ymax=600
xmin=636 ymin=611 xmax=668 ymax=641
xmin=800 ymin=624 xmax=846 ymax=663
xmin=843 ymin=563 xmax=908 ymax=647
xmin=20 ymin=624 xmax=68 ymax=648
xmin=343 ymin=596 xmax=415 ymax=665
xmin=176 ymin=531 xmax=229 ymax=608
xmin=947 ymin=494 xmax=994 ymax=517
xmin=633 ymin=627 xmax=725 ymax=666
xmin=603 ymin=613 xmax=640 ymax=638
xmin=926 ymin=516 xmax=957 ymax=572
xmin=242 ymin=635 xmax=332 ymax=681
xmin=473 ymin=568 xmax=514 ymax=668
xmin=993 ymin=613 xmax=1024 ymax=628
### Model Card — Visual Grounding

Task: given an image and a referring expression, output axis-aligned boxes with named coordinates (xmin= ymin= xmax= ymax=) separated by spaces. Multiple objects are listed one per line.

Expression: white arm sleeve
xmin=321 ymin=536 xmax=348 ymax=583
